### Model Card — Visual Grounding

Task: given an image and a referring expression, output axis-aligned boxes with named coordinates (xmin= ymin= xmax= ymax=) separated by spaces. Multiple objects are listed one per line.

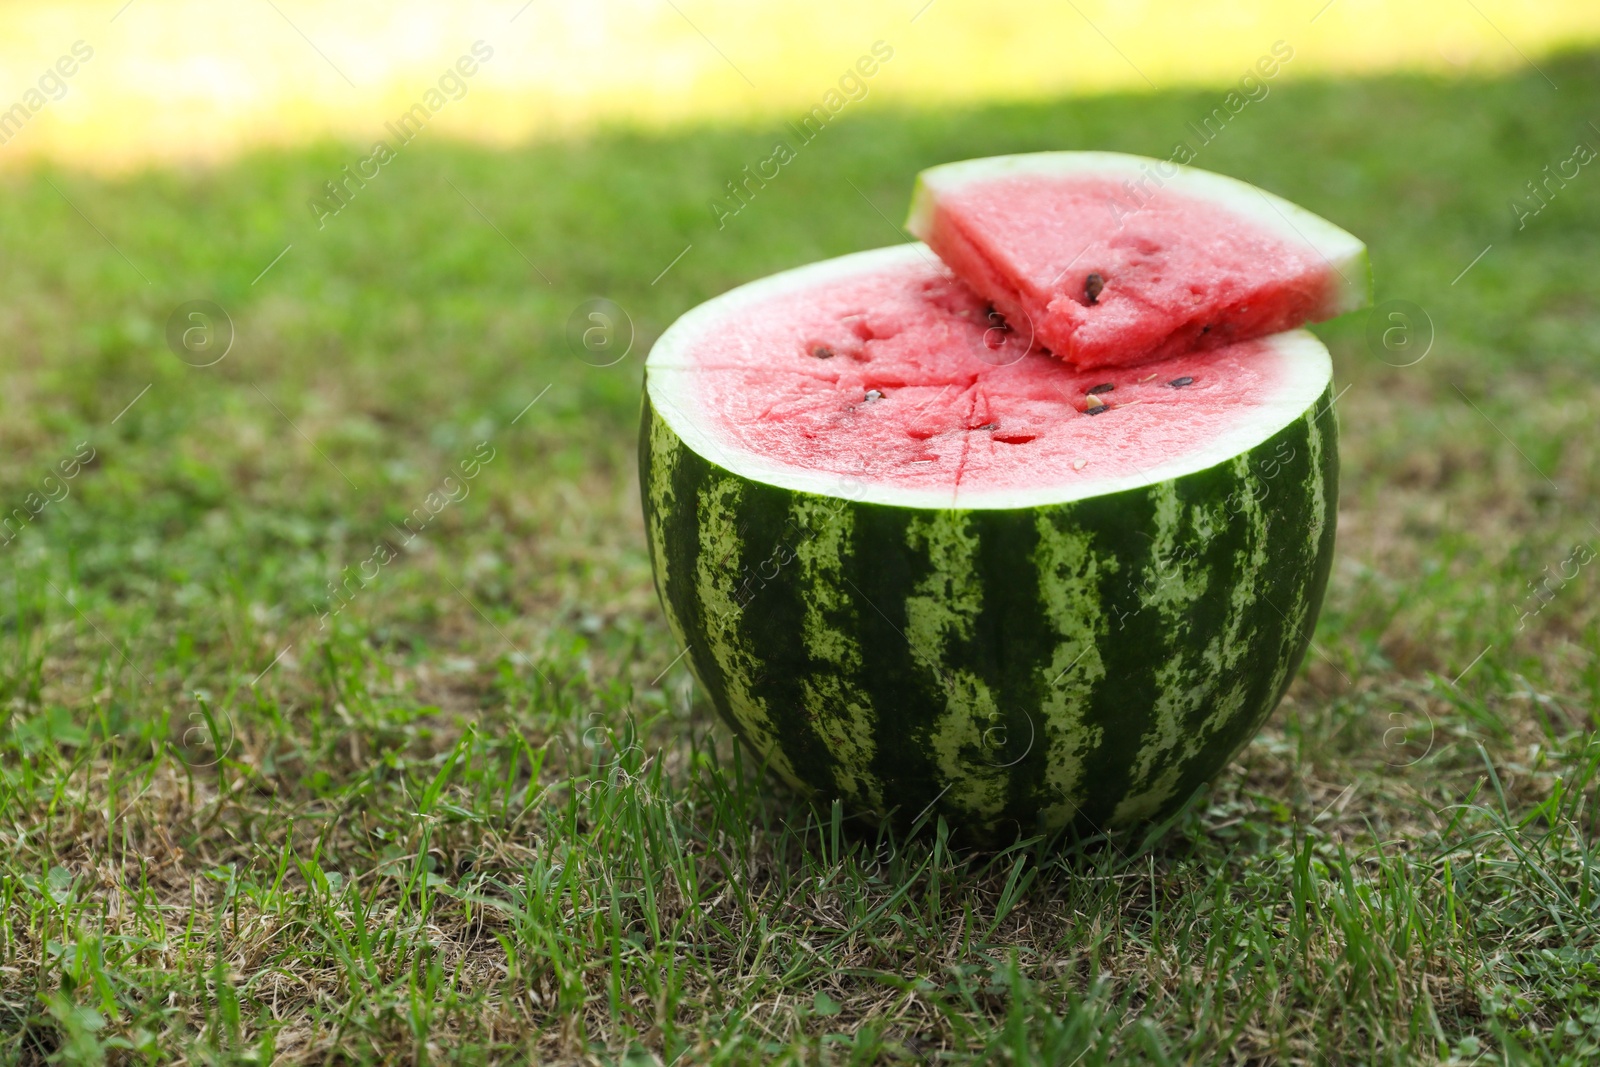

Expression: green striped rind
xmin=639 ymin=384 xmax=1338 ymax=843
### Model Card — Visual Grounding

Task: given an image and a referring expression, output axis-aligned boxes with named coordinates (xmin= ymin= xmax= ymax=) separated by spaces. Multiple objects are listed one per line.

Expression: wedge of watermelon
xmin=642 ymin=245 xmax=1337 ymax=841
xmin=906 ymin=152 xmax=1370 ymax=369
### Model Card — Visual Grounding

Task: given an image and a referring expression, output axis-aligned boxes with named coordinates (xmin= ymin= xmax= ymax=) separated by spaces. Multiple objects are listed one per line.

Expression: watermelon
xmin=906 ymin=152 xmax=1370 ymax=368
xmin=641 ymin=244 xmax=1338 ymax=842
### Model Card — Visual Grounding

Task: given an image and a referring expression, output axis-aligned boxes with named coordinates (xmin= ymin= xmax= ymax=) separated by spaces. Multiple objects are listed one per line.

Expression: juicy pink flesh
xmin=924 ymin=174 xmax=1339 ymax=369
xmin=677 ymin=256 xmax=1287 ymax=496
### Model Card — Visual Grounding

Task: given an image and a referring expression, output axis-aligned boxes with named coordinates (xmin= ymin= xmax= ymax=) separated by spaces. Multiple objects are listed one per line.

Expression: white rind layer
xmin=906 ymin=151 xmax=1372 ymax=317
xmin=645 ymin=244 xmax=1333 ymax=511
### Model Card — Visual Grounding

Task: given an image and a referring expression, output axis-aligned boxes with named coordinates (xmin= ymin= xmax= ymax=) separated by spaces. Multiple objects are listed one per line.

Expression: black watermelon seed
xmin=1085 ymin=272 xmax=1105 ymax=305
xmin=1088 ymin=383 xmax=1115 ymax=395
xmin=1168 ymin=376 xmax=1194 ymax=388
xmin=864 ymin=389 xmax=884 ymax=402
xmin=1086 ymin=403 xmax=1109 ymax=416
xmin=810 ymin=344 xmax=834 ymax=359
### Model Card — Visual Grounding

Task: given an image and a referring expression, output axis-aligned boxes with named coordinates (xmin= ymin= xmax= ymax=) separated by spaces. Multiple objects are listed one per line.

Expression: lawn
xmin=1 ymin=47 xmax=1599 ymax=1065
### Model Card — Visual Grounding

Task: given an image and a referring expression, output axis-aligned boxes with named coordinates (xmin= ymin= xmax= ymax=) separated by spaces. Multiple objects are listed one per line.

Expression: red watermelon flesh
xmin=906 ymin=153 xmax=1370 ymax=370
xmin=646 ymin=245 xmax=1332 ymax=509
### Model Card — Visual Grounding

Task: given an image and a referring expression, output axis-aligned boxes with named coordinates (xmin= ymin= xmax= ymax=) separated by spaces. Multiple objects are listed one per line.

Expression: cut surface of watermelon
xmin=905 ymin=152 xmax=1369 ymax=369
xmin=648 ymin=244 xmax=1332 ymax=509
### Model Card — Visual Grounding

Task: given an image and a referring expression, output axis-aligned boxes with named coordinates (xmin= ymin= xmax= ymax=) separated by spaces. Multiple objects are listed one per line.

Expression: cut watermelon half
xmin=906 ymin=152 xmax=1370 ymax=369
xmin=641 ymin=245 xmax=1338 ymax=839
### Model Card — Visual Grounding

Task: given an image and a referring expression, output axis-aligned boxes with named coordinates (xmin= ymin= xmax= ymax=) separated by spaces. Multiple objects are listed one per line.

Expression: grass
xmin=0 ymin=46 xmax=1599 ymax=1065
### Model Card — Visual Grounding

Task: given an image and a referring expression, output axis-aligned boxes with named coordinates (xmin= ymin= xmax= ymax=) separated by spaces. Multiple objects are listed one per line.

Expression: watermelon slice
xmin=642 ymin=245 xmax=1338 ymax=840
xmin=906 ymin=152 xmax=1370 ymax=369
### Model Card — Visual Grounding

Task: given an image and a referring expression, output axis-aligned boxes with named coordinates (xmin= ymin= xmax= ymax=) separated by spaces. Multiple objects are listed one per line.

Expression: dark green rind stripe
xmin=641 ymin=379 xmax=1338 ymax=843
xmin=723 ymin=478 xmax=846 ymax=798
xmin=639 ymin=395 xmax=690 ymax=655
xmin=1098 ymin=400 xmax=1334 ymax=832
xmin=845 ymin=505 xmax=949 ymax=822
xmin=643 ymin=396 xmax=798 ymax=789
xmin=785 ymin=495 xmax=883 ymax=811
